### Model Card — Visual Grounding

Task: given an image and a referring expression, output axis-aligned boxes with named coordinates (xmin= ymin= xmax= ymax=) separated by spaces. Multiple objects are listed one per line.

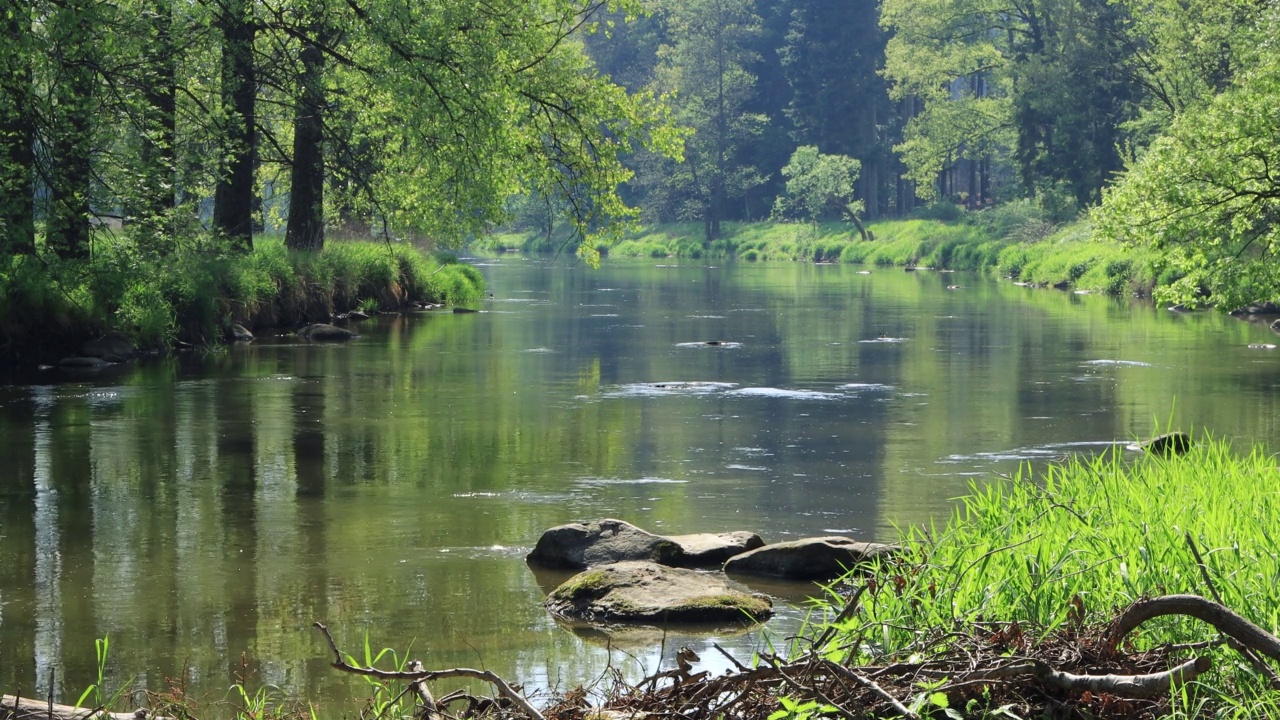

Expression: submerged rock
xmin=298 ymin=323 xmax=358 ymax=341
xmin=527 ymin=519 xmax=763 ymax=569
xmin=58 ymin=356 xmax=113 ymax=369
xmin=724 ymin=536 xmax=899 ymax=581
xmin=1137 ymin=432 xmax=1193 ymax=457
xmin=80 ymin=332 xmax=136 ymax=362
xmin=545 ymin=561 xmax=772 ymax=624
xmin=227 ymin=323 xmax=254 ymax=342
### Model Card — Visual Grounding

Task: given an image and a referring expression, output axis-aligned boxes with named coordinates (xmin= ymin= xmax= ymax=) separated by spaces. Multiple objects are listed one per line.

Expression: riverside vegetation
xmin=12 ymin=435 xmax=1280 ymax=720
xmin=0 ymin=233 xmax=486 ymax=362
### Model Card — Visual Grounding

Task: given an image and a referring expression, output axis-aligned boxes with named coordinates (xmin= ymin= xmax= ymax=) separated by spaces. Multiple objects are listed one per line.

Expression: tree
xmin=0 ymin=0 xmax=34 ymax=254
xmin=880 ymin=0 xmax=1140 ymax=209
xmin=781 ymin=0 xmax=891 ymax=218
xmin=1095 ymin=47 xmax=1280 ymax=311
xmin=648 ymin=0 xmax=768 ymax=242
xmin=771 ymin=145 xmax=863 ymax=236
xmin=213 ymin=0 xmax=257 ymax=251
xmin=46 ymin=0 xmax=99 ymax=259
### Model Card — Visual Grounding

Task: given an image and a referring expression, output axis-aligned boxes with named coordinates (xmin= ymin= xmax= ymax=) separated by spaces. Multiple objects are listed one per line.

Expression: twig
xmin=408 ymin=661 xmax=442 ymax=720
xmin=821 ymin=660 xmax=919 ymax=719
xmin=313 ymin=622 xmax=545 ymax=720
xmin=1184 ymin=533 xmax=1280 ymax=688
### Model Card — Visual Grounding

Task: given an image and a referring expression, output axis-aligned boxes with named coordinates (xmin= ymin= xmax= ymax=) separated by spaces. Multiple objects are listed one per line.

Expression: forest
xmin=1 ymin=0 xmax=1279 ymax=355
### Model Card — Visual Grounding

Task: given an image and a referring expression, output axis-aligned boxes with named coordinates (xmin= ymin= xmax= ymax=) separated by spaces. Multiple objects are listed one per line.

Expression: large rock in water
xmin=298 ymin=323 xmax=358 ymax=341
xmin=546 ymin=561 xmax=772 ymax=624
xmin=527 ymin=519 xmax=763 ymax=569
xmin=80 ymin=332 xmax=136 ymax=362
xmin=724 ymin=537 xmax=899 ymax=581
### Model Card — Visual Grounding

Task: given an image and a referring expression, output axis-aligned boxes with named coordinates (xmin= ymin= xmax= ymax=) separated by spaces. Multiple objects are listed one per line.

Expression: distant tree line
xmin=508 ymin=0 xmax=1274 ymax=256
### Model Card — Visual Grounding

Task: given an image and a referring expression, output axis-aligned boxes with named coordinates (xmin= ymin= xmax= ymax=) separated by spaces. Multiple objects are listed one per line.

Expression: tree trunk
xmin=47 ymin=0 xmax=94 ymax=260
xmin=214 ymin=0 xmax=256 ymax=252
xmin=285 ymin=26 xmax=326 ymax=252
xmin=138 ymin=0 xmax=177 ymax=251
xmin=0 ymin=0 xmax=34 ymax=254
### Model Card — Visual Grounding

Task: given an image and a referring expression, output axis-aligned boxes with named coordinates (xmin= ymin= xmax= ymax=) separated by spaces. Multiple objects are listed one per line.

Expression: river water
xmin=2 ymin=257 xmax=1280 ymax=710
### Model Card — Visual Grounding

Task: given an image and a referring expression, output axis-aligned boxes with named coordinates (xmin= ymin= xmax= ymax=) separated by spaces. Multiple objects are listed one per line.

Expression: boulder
xmin=58 ymin=356 xmax=113 ymax=369
xmin=298 ymin=323 xmax=358 ymax=341
xmin=724 ymin=537 xmax=898 ymax=581
xmin=666 ymin=531 xmax=765 ymax=566
xmin=545 ymin=561 xmax=772 ymax=624
xmin=527 ymin=519 xmax=763 ymax=569
xmin=1138 ymin=432 xmax=1192 ymax=457
xmin=227 ymin=323 xmax=254 ymax=342
xmin=80 ymin=332 xmax=136 ymax=362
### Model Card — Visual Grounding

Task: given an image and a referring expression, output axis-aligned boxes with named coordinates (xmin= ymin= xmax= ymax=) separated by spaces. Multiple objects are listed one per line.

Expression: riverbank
xmin=0 ymin=235 xmax=486 ymax=365
xmin=11 ymin=436 xmax=1277 ymax=720
xmin=477 ymin=210 xmax=1163 ymax=298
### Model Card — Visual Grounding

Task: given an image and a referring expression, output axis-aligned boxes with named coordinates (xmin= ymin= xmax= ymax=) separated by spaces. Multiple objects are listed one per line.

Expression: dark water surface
xmin=3 ymin=257 xmax=1280 ymax=709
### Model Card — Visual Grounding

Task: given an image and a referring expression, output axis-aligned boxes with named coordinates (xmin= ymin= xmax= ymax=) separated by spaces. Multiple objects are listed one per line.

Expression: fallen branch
xmin=1035 ymin=656 xmax=1212 ymax=699
xmin=1 ymin=695 xmax=161 ymax=720
xmin=1109 ymin=595 xmax=1280 ymax=665
xmin=313 ymin=622 xmax=545 ymax=720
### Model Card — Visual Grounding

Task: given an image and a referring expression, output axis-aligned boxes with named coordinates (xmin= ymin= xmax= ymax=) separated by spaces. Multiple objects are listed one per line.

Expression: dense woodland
xmin=1 ymin=0 xmax=1279 ymax=321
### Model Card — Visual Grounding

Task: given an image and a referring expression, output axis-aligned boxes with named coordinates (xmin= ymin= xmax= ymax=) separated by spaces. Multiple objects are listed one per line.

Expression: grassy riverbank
xmin=810 ymin=434 xmax=1280 ymax=717
xmin=478 ymin=203 xmax=1164 ymax=298
xmin=0 ymin=235 xmax=486 ymax=362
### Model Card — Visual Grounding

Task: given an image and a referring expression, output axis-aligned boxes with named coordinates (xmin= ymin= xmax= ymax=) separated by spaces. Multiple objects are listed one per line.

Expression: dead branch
xmin=1035 ymin=656 xmax=1212 ymax=699
xmin=821 ymin=661 xmax=920 ymax=719
xmin=1109 ymin=595 xmax=1280 ymax=665
xmin=313 ymin=622 xmax=545 ymax=720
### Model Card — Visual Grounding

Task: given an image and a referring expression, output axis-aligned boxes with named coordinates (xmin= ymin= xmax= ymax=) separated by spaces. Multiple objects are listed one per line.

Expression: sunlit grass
xmin=0 ymin=232 xmax=485 ymax=353
xmin=818 ymin=435 xmax=1280 ymax=713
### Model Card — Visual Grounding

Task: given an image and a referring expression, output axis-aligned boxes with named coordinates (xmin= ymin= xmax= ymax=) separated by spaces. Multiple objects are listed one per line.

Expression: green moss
xmin=551 ymin=570 xmax=612 ymax=600
xmin=671 ymin=594 xmax=772 ymax=620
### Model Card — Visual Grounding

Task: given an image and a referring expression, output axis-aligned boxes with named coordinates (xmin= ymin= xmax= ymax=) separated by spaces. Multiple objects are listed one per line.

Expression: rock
xmin=298 ymin=323 xmax=358 ymax=341
xmin=545 ymin=561 xmax=772 ymax=624
xmin=1249 ymin=343 xmax=1277 ymax=350
xmin=527 ymin=519 xmax=764 ymax=569
xmin=80 ymin=332 xmax=136 ymax=362
xmin=1231 ymin=302 xmax=1280 ymax=316
xmin=453 ymin=307 xmax=479 ymax=314
xmin=227 ymin=323 xmax=254 ymax=342
xmin=666 ymin=531 xmax=766 ymax=566
xmin=724 ymin=537 xmax=899 ymax=581
xmin=1138 ymin=432 xmax=1192 ymax=457
xmin=1052 ymin=280 xmax=1071 ymax=290
xmin=1271 ymin=319 xmax=1280 ymax=332
xmin=58 ymin=356 xmax=113 ymax=369
xmin=348 ymin=310 xmax=370 ymax=321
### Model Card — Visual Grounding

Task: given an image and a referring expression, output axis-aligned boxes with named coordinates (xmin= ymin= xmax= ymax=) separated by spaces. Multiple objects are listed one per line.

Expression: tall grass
xmin=0 ymin=234 xmax=485 ymax=358
xmin=820 ymin=436 xmax=1280 ymax=714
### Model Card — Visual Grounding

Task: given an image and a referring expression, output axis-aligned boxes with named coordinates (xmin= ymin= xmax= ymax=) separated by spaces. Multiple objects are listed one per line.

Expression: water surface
xmin=3 ymin=257 xmax=1280 ymax=709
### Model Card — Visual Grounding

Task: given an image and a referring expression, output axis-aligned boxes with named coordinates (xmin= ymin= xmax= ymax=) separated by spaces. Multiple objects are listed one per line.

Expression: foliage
xmin=1095 ymin=35 xmax=1280 ymax=310
xmin=820 ymin=435 xmax=1280 ymax=710
xmin=771 ymin=146 xmax=862 ymax=227
xmin=0 ymin=234 xmax=484 ymax=356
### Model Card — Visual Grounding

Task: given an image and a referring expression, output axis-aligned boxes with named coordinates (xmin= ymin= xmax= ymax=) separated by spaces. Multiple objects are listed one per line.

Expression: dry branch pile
xmin=315 ymin=593 xmax=1280 ymax=720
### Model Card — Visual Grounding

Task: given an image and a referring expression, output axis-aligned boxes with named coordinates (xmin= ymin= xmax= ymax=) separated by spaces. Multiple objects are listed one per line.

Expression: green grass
xmin=0 ymin=233 xmax=485 ymax=359
xmin=477 ymin=215 xmax=1161 ymax=299
xmin=818 ymin=435 xmax=1280 ymax=715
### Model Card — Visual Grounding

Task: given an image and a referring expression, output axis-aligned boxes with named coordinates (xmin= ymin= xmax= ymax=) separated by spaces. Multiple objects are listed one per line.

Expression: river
xmin=2 ymin=257 xmax=1279 ymax=711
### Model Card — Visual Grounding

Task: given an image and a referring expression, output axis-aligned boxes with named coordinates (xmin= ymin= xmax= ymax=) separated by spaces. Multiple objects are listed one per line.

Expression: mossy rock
xmin=546 ymin=561 xmax=772 ymax=624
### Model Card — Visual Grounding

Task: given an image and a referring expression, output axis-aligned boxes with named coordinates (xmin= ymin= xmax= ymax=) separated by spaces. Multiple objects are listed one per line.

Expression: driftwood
xmin=1110 ymin=594 xmax=1280 ymax=664
xmin=0 ymin=695 xmax=157 ymax=720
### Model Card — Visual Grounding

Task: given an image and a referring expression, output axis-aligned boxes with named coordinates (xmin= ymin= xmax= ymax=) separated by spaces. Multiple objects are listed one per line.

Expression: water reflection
xmin=3 ymin=259 xmax=1280 ymax=710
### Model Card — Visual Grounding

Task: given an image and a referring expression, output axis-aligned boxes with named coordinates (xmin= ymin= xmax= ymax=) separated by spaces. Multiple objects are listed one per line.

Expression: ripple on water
xmin=725 ymin=387 xmax=844 ymax=400
xmin=725 ymin=464 xmax=769 ymax=472
xmin=604 ymin=381 xmax=738 ymax=397
xmin=1082 ymin=359 xmax=1153 ymax=367
xmin=574 ymin=476 xmax=689 ymax=486
xmin=520 ymin=347 xmax=555 ymax=353
xmin=836 ymin=383 xmax=895 ymax=392
xmin=676 ymin=341 xmax=742 ymax=348
xmin=941 ymin=440 xmax=1117 ymax=464
xmin=858 ymin=337 xmax=909 ymax=344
